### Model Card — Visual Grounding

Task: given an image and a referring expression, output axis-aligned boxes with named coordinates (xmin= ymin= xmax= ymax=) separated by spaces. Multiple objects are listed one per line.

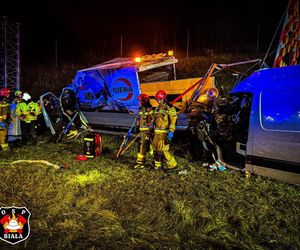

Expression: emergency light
xmin=134 ymin=57 xmax=142 ymax=63
xmin=168 ymin=50 xmax=174 ymax=56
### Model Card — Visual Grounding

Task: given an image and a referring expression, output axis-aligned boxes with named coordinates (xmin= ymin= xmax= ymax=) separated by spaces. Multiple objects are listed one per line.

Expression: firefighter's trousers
xmin=152 ymin=133 xmax=177 ymax=170
xmin=0 ymin=127 xmax=8 ymax=143
xmin=136 ymin=132 xmax=152 ymax=165
xmin=21 ymin=120 xmax=38 ymax=145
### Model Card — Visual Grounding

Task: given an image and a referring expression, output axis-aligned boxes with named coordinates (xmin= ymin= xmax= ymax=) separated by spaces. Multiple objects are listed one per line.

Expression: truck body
xmin=68 ymin=53 xmax=214 ymax=132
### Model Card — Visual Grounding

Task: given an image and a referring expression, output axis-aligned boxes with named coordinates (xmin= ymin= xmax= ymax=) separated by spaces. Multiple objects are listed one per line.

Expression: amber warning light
xmin=134 ymin=57 xmax=142 ymax=63
xmin=167 ymin=50 xmax=174 ymax=56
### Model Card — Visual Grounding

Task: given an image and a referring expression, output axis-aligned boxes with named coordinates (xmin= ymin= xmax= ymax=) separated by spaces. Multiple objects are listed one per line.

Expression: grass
xmin=0 ymin=134 xmax=299 ymax=249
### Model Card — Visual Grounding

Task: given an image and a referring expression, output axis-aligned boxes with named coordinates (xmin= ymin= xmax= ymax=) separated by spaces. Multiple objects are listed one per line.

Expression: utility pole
xmin=186 ymin=29 xmax=190 ymax=59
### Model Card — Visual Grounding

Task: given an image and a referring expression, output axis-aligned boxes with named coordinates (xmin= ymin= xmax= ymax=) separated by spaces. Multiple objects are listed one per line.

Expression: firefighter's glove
xmin=0 ymin=122 xmax=5 ymax=130
xmin=21 ymin=114 xmax=26 ymax=119
xmin=166 ymin=131 xmax=174 ymax=144
xmin=167 ymin=131 xmax=174 ymax=140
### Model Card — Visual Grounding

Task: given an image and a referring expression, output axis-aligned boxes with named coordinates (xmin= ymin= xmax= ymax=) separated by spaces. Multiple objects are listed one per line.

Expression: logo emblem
xmin=0 ymin=207 xmax=31 ymax=245
xmin=113 ymin=78 xmax=133 ymax=101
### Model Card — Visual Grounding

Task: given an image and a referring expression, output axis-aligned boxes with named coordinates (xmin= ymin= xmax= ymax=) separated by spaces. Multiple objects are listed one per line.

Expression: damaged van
xmin=59 ymin=53 xmax=214 ymax=132
xmin=201 ymin=65 xmax=300 ymax=185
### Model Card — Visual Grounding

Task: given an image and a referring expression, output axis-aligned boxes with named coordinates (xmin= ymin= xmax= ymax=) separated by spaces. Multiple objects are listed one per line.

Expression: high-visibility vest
xmin=15 ymin=101 xmax=41 ymax=123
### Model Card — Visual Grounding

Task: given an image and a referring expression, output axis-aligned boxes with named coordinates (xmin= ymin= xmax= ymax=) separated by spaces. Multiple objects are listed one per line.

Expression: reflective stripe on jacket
xmin=15 ymin=101 xmax=41 ymax=122
xmin=0 ymin=103 xmax=9 ymax=122
xmin=154 ymin=103 xmax=177 ymax=133
xmin=137 ymin=106 xmax=154 ymax=131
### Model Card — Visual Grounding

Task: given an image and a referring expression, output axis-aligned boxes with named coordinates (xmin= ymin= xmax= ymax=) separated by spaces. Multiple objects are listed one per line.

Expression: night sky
xmin=1 ymin=0 xmax=288 ymax=66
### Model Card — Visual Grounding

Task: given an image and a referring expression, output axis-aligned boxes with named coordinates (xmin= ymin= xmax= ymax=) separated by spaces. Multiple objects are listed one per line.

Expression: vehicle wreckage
xmin=40 ymin=52 xmax=300 ymax=185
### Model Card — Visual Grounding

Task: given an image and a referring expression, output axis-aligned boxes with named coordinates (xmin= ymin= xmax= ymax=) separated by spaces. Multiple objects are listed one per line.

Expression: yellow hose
xmin=3 ymin=160 xmax=61 ymax=169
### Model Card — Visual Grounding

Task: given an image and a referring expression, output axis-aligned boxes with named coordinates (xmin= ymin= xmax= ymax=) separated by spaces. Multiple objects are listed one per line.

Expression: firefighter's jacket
xmin=137 ymin=105 xmax=154 ymax=132
xmin=154 ymin=103 xmax=177 ymax=134
xmin=15 ymin=101 xmax=41 ymax=123
xmin=0 ymin=102 xmax=10 ymax=129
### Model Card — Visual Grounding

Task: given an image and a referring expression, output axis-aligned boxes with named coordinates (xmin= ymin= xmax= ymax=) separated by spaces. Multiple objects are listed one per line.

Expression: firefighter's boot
xmin=164 ymin=150 xmax=178 ymax=173
xmin=134 ymin=164 xmax=145 ymax=169
xmin=135 ymin=153 xmax=145 ymax=169
xmin=154 ymin=160 xmax=163 ymax=170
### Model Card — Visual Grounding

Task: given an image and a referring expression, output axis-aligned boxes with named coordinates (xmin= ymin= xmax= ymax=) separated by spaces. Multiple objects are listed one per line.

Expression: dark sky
xmin=1 ymin=0 xmax=288 ymax=66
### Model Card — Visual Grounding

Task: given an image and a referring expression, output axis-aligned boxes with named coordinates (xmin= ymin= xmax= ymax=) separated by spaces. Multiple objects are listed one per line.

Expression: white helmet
xmin=22 ymin=92 xmax=31 ymax=101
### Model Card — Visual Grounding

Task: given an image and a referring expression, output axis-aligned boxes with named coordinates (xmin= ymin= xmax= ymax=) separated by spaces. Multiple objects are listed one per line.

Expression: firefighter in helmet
xmin=7 ymin=90 xmax=22 ymax=145
xmin=0 ymin=88 xmax=11 ymax=151
xmin=15 ymin=92 xmax=41 ymax=145
xmin=134 ymin=93 xmax=154 ymax=169
xmin=152 ymin=90 xmax=177 ymax=172
xmin=14 ymin=90 xmax=23 ymax=103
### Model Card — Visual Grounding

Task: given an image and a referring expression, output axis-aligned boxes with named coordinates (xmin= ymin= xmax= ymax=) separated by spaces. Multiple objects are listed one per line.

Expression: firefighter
xmin=0 ymin=88 xmax=11 ymax=151
xmin=134 ymin=94 xmax=154 ymax=169
xmin=7 ymin=90 xmax=22 ymax=145
xmin=14 ymin=90 xmax=23 ymax=102
xmin=15 ymin=92 xmax=41 ymax=146
xmin=61 ymin=89 xmax=77 ymax=117
xmin=152 ymin=90 xmax=177 ymax=172
xmin=60 ymin=89 xmax=81 ymax=138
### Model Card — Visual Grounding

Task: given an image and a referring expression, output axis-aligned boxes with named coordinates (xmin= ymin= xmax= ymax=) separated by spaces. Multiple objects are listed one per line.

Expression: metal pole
xmin=16 ymin=22 xmax=20 ymax=90
xmin=261 ymin=4 xmax=287 ymax=68
xmin=219 ymin=58 xmax=262 ymax=68
xmin=173 ymin=64 xmax=177 ymax=80
xmin=4 ymin=16 xmax=7 ymax=87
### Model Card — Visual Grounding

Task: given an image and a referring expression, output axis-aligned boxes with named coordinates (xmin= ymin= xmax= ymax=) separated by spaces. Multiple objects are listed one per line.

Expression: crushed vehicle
xmin=226 ymin=65 xmax=300 ymax=185
xmin=192 ymin=64 xmax=300 ymax=185
xmin=70 ymin=52 xmax=215 ymax=133
xmin=40 ymin=53 xmax=300 ymax=185
xmin=40 ymin=52 xmax=215 ymax=135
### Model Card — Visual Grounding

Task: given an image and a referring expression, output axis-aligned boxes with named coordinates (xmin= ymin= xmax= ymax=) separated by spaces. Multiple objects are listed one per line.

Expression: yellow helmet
xmin=15 ymin=90 xmax=22 ymax=96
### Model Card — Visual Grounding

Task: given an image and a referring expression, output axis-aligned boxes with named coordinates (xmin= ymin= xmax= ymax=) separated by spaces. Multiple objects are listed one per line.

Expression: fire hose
xmin=1 ymin=160 xmax=61 ymax=169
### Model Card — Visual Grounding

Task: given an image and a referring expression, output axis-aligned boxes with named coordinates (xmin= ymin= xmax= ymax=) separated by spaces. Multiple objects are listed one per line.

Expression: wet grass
xmin=0 ymin=134 xmax=299 ymax=249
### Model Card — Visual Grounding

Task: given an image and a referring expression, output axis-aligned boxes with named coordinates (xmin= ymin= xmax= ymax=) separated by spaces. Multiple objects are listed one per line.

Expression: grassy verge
xmin=0 ymin=134 xmax=299 ymax=249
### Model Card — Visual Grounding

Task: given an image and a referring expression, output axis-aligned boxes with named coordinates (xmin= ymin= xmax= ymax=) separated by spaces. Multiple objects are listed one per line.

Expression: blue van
xmin=228 ymin=65 xmax=300 ymax=185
